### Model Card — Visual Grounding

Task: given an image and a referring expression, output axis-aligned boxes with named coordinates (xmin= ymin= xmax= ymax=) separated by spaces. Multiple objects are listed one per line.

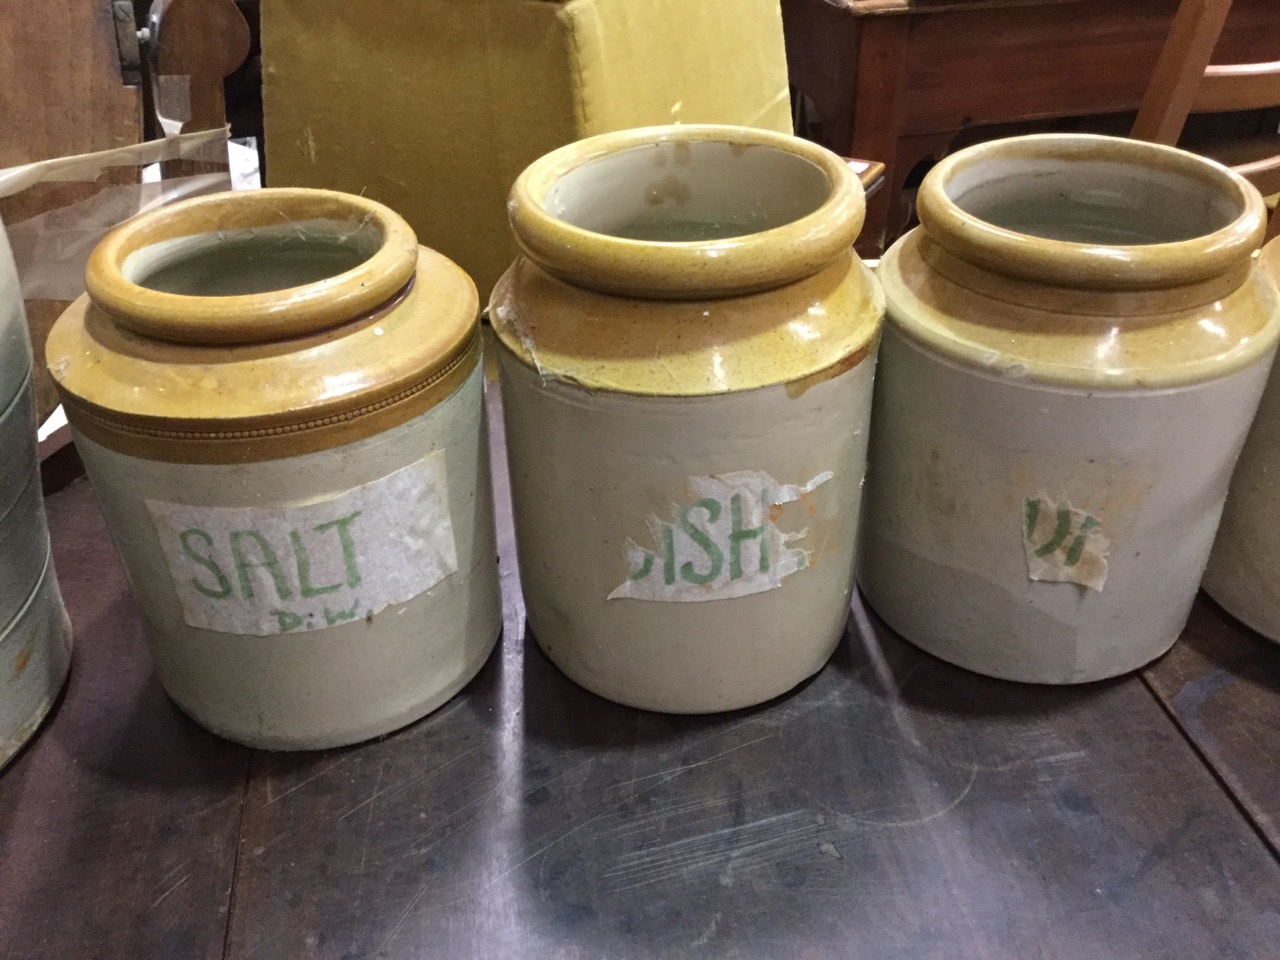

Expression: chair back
xmin=1132 ymin=0 xmax=1280 ymax=235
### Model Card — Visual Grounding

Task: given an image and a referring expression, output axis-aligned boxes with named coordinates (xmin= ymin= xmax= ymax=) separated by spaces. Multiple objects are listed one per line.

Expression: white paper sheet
xmin=609 ymin=469 xmax=832 ymax=603
xmin=1022 ymin=493 xmax=1109 ymax=591
xmin=147 ymin=451 xmax=457 ymax=636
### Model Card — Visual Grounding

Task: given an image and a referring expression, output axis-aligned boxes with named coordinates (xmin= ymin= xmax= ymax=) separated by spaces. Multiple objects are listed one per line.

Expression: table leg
xmin=884 ymin=130 xmax=962 ymax=244
xmin=850 ymin=16 xmax=910 ymax=255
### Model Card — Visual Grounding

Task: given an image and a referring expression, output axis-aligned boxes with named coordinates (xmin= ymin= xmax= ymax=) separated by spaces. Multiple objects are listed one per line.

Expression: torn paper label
xmin=1023 ymin=494 xmax=1108 ymax=591
xmin=608 ymin=470 xmax=833 ymax=602
xmin=147 ymin=451 xmax=457 ymax=636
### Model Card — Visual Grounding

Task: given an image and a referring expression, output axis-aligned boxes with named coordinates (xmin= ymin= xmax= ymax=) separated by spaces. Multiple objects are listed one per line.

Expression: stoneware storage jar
xmin=1 ymin=218 xmax=72 ymax=770
xmin=1202 ymin=237 xmax=1280 ymax=642
xmin=491 ymin=124 xmax=884 ymax=713
xmin=860 ymin=134 xmax=1280 ymax=684
xmin=47 ymin=188 xmax=502 ymax=749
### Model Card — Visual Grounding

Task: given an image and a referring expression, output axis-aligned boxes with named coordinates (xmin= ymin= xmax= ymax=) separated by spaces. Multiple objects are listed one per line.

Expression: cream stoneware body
xmin=492 ymin=125 xmax=883 ymax=713
xmin=1202 ymin=239 xmax=1280 ymax=641
xmin=1 ymin=219 xmax=71 ymax=770
xmin=862 ymin=134 xmax=1280 ymax=684
xmin=47 ymin=188 xmax=501 ymax=749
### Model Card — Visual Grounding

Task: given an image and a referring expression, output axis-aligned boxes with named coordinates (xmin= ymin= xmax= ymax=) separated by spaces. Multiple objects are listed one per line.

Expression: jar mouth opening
xmin=543 ymin=140 xmax=833 ymax=243
xmin=125 ymin=218 xmax=383 ymax=297
xmin=87 ymin=188 xmax=419 ymax=345
xmin=945 ymin=156 xmax=1241 ymax=245
xmin=917 ymin=135 xmax=1265 ymax=289
xmin=507 ymin=125 xmax=865 ymax=299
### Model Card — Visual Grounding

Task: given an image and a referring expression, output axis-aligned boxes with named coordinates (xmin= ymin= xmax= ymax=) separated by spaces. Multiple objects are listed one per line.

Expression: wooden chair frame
xmin=1133 ymin=0 xmax=1280 ymax=238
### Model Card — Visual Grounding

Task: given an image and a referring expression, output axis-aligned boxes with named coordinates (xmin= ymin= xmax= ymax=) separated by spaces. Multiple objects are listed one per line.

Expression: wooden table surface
xmin=3 ymin=386 xmax=1279 ymax=960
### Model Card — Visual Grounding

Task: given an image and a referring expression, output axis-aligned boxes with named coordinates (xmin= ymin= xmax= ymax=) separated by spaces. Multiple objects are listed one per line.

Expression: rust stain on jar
xmin=11 ymin=645 xmax=32 ymax=681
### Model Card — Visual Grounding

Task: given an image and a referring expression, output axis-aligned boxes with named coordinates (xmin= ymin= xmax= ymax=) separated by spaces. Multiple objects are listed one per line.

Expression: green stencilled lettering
xmin=679 ymin=499 xmax=724 ymax=585
xmin=289 ymin=528 xmax=342 ymax=598
xmin=314 ymin=510 xmax=363 ymax=588
xmin=1024 ymin=497 xmax=1041 ymax=540
xmin=1034 ymin=507 xmax=1074 ymax=558
xmin=729 ymin=492 xmax=769 ymax=579
xmin=1063 ymin=515 xmax=1100 ymax=567
xmin=178 ymin=528 xmax=232 ymax=599
xmin=629 ymin=551 xmax=655 ymax=581
xmin=662 ymin=524 xmax=676 ymax=585
xmin=272 ymin=608 xmax=305 ymax=633
xmin=230 ymin=530 xmax=293 ymax=601
xmin=324 ymin=597 xmax=360 ymax=626
xmin=1027 ymin=499 xmax=1101 ymax=565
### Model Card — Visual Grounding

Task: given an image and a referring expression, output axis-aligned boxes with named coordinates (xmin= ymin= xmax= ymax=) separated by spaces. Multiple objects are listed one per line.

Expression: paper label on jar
xmin=608 ymin=470 xmax=832 ymax=603
xmin=146 ymin=451 xmax=457 ymax=636
xmin=1022 ymin=494 xmax=1109 ymax=591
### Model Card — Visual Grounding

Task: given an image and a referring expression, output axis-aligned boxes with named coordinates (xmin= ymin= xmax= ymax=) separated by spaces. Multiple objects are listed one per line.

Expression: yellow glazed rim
xmin=490 ymin=252 xmax=883 ymax=396
xmin=86 ymin=187 xmax=419 ymax=344
xmin=508 ymin=124 xmax=865 ymax=299
xmin=916 ymin=134 xmax=1266 ymax=291
xmin=51 ymin=189 xmax=480 ymax=464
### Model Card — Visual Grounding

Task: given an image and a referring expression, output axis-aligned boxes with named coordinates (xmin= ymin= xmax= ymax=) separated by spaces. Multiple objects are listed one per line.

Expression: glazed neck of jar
xmin=914 ymin=134 xmax=1267 ymax=313
xmin=85 ymin=188 xmax=420 ymax=344
xmin=506 ymin=124 xmax=865 ymax=299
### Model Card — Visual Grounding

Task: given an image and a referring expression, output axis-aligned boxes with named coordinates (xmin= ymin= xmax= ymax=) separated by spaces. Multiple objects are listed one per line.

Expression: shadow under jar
xmin=491 ymin=124 xmax=884 ymax=713
xmin=860 ymin=134 xmax=1280 ymax=684
xmin=47 ymin=188 xmax=502 ymax=749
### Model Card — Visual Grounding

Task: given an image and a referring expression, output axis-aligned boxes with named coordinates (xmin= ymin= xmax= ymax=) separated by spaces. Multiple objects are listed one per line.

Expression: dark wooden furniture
xmin=782 ymin=0 xmax=1280 ymax=254
xmin=2 ymin=388 xmax=1278 ymax=959
xmin=0 ymin=0 xmax=142 ymax=420
xmin=0 ymin=0 xmax=249 ymax=421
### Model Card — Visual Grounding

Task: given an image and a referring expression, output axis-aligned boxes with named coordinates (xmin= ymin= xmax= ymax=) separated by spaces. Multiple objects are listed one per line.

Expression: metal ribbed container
xmin=0 ymin=220 xmax=72 ymax=771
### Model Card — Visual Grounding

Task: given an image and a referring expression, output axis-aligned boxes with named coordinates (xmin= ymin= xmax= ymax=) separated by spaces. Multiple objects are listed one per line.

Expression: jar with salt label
xmin=48 ymin=188 xmax=502 ymax=748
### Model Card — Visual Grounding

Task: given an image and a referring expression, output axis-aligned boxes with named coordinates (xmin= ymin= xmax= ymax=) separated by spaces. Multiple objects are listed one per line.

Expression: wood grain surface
xmin=2 ymin=386 xmax=1278 ymax=960
xmin=1144 ymin=597 xmax=1280 ymax=857
xmin=0 ymin=476 xmax=250 ymax=960
xmin=0 ymin=0 xmax=143 ymax=422
xmin=0 ymin=0 xmax=140 ymax=168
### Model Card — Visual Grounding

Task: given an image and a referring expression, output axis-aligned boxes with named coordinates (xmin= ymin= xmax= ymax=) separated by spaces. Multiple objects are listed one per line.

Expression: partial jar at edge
xmin=861 ymin=133 xmax=1280 ymax=684
xmin=1203 ymin=237 xmax=1280 ymax=643
xmin=1 ymin=217 xmax=71 ymax=771
xmin=490 ymin=124 xmax=884 ymax=713
xmin=46 ymin=188 xmax=502 ymax=749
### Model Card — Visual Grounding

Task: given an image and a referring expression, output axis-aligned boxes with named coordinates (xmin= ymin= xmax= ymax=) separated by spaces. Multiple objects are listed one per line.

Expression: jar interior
xmin=123 ymin=218 xmax=383 ymax=296
xmin=543 ymin=141 xmax=832 ymax=242
xmin=945 ymin=157 xmax=1241 ymax=245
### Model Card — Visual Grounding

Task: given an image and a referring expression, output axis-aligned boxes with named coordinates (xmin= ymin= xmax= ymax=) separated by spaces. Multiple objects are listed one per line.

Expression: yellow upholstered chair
xmin=262 ymin=0 xmax=793 ymax=300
